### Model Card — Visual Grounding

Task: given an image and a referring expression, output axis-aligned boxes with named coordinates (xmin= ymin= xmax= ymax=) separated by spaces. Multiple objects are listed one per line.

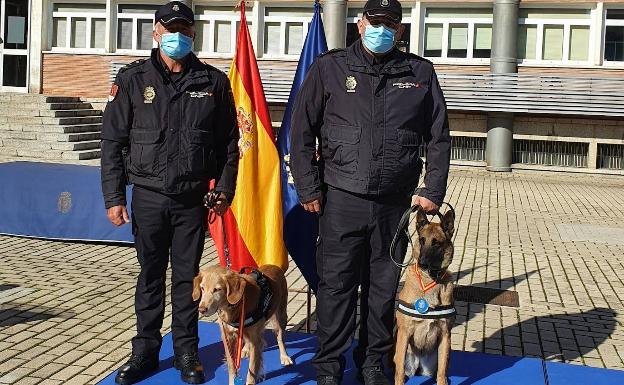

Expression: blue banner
xmin=277 ymin=2 xmax=328 ymax=293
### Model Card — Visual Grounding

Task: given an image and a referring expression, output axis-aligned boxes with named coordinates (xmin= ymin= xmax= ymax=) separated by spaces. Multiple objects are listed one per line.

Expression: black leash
xmin=390 ymin=202 xmax=456 ymax=270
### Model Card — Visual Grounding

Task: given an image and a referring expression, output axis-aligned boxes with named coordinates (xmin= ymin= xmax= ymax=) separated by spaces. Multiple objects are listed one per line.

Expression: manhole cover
xmin=454 ymin=285 xmax=520 ymax=307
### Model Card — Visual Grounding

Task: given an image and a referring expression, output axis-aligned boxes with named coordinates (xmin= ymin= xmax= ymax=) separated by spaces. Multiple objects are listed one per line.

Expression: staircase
xmin=0 ymin=93 xmax=102 ymax=164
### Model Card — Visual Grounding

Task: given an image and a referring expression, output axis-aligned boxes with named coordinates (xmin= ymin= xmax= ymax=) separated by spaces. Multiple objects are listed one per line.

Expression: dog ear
xmin=441 ymin=210 xmax=455 ymax=238
xmin=192 ymin=273 xmax=203 ymax=302
xmin=416 ymin=207 xmax=429 ymax=230
xmin=225 ymin=274 xmax=247 ymax=305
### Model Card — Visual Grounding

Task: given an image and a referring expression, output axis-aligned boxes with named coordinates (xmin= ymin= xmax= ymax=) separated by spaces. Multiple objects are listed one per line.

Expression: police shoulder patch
xmin=319 ymin=48 xmax=346 ymax=57
xmin=118 ymin=58 xmax=147 ymax=73
xmin=405 ymin=52 xmax=433 ymax=66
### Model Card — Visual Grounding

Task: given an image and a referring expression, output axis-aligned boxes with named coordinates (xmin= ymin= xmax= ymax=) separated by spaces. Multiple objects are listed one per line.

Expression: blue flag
xmin=277 ymin=2 xmax=328 ymax=293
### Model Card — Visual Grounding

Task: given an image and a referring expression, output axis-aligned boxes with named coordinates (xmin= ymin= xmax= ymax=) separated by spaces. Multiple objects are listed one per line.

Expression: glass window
xmin=264 ymin=22 xmax=281 ymax=55
xmin=53 ymin=18 xmax=67 ymax=47
xmin=70 ymin=18 xmax=87 ymax=48
xmin=473 ymin=24 xmax=492 ymax=58
xmin=137 ymin=19 xmax=154 ymax=50
xmin=91 ymin=19 xmax=106 ymax=49
xmin=518 ymin=25 xmax=537 ymax=60
xmin=448 ymin=24 xmax=468 ymax=58
xmin=605 ymin=9 xmax=624 ymax=62
xmin=605 ymin=26 xmax=624 ymax=62
xmin=195 ymin=20 xmax=210 ymax=52
xmin=543 ymin=25 xmax=564 ymax=61
xmin=569 ymin=26 xmax=589 ymax=61
xmin=215 ymin=21 xmax=231 ymax=53
xmin=286 ymin=22 xmax=303 ymax=55
xmin=117 ymin=19 xmax=133 ymax=50
xmin=424 ymin=24 xmax=443 ymax=57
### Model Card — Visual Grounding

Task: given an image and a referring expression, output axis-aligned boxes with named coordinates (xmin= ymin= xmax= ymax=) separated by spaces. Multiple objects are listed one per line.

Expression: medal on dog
xmin=235 ymin=376 xmax=244 ymax=385
xmin=415 ymin=298 xmax=429 ymax=314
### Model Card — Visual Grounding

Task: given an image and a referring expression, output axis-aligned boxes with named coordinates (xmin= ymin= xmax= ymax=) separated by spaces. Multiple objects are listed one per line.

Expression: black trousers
xmin=130 ymin=186 xmax=207 ymax=356
xmin=313 ymin=186 xmax=410 ymax=377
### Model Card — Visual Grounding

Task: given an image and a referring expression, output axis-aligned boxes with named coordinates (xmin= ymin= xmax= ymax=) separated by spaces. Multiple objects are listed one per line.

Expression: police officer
xmin=290 ymin=0 xmax=450 ymax=384
xmin=100 ymin=2 xmax=239 ymax=384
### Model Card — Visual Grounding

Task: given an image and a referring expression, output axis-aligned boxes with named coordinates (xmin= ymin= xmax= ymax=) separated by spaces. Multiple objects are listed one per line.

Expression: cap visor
xmin=365 ymin=10 xmax=401 ymax=22
xmin=159 ymin=15 xmax=194 ymax=26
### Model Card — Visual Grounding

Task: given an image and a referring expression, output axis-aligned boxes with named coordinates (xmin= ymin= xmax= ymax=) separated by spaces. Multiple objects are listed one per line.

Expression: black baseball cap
xmin=155 ymin=1 xmax=194 ymax=26
xmin=363 ymin=0 xmax=402 ymax=23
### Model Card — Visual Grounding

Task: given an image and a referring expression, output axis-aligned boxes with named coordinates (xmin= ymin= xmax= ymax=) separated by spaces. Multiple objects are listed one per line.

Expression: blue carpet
xmin=96 ymin=322 xmax=553 ymax=385
xmin=0 ymin=162 xmax=132 ymax=243
xmin=545 ymin=361 xmax=624 ymax=385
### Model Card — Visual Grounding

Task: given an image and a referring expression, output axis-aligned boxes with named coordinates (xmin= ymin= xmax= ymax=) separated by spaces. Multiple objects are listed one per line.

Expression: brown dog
xmin=192 ymin=264 xmax=293 ymax=385
xmin=394 ymin=207 xmax=455 ymax=385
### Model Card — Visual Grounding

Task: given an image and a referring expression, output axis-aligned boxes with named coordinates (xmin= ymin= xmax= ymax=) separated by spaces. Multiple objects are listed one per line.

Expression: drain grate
xmin=454 ymin=285 xmax=520 ymax=307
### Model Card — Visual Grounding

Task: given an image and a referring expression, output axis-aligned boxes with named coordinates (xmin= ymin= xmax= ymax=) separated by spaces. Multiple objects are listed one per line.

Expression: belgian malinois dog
xmin=394 ymin=207 xmax=455 ymax=385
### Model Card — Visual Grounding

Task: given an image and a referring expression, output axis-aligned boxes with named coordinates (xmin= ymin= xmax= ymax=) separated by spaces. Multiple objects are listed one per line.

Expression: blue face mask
xmin=159 ymin=32 xmax=193 ymax=60
xmin=363 ymin=24 xmax=396 ymax=54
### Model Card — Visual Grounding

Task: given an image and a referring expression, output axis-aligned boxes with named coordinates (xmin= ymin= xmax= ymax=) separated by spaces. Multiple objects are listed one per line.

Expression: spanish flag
xmin=209 ymin=3 xmax=288 ymax=272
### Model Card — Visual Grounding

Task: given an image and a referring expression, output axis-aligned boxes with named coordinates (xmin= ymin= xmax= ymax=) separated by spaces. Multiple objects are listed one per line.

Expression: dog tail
xmin=404 ymin=350 xmax=419 ymax=377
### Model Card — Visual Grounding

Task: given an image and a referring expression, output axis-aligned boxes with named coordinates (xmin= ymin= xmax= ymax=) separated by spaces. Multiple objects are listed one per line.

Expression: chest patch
xmin=187 ymin=91 xmax=213 ymax=98
xmin=392 ymin=82 xmax=421 ymax=89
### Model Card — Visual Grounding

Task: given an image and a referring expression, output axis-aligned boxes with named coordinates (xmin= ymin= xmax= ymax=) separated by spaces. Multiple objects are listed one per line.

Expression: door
xmin=0 ymin=0 xmax=29 ymax=92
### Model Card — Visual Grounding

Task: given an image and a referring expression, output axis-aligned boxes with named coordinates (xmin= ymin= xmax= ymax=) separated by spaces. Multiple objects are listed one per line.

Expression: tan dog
xmin=394 ymin=208 xmax=455 ymax=385
xmin=192 ymin=264 xmax=293 ymax=385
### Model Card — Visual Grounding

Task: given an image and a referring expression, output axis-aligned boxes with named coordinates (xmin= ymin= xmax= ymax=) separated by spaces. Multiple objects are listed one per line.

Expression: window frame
xmin=603 ymin=7 xmax=624 ymax=65
xmin=193 ymin=7 xmax=242 ymax=58
xmin=420 ymin=7 xmax=493 ymax=64
xmin=262 ymin=9 xmax=311 ymax=60
xmin=114 ymin=3 xmax=158 ymax=55
xmin=518 ymin=8 xmax=593 ymax=66
xmin=49 ymin=1 xmax=107 ymax=53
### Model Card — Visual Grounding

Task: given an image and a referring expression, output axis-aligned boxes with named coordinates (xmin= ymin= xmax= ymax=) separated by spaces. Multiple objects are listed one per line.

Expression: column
xmin=486 ymin=0 xmax=519 ymax=172
xmin=323 ymin=0 xmax=347 ymax=49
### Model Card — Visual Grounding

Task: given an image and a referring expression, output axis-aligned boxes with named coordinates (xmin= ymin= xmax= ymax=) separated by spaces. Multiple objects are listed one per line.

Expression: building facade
xmin=2 ymin=0 xmax=624 ymax=170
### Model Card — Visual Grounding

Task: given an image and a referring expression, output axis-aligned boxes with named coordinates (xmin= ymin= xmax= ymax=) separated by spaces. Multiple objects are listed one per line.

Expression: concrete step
xmin=62 ymin=149 xmax=101 ymax=160
xmin=0 ymin=115 xmax=102 ymax=125
xmin=0 ymin=146 xmax=101 ymax=160
xmin=0 ymin=108 xmax=101 ymax=118
xmin=0 ymin=94 xmax=82 ymax=103
xmin=0 ymin=102 xmax=93 ymax=110
xmin=37 ymin=131 xmax=101 ymax=142
xmin=15 ymin=123 xmax=102 ymax=134
xmin=1 ymin=139 xmax=101 ymax=151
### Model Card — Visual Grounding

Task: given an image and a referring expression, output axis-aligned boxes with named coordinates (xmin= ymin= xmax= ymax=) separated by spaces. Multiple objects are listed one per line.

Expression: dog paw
xmin=436 ymin=376 xmax=448 ymax=385
xmin=280 ymin=355 xmax=294 ymax=366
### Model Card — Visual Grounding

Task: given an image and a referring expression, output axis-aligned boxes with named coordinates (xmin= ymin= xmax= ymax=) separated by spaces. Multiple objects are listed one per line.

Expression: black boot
xmin=357 ymin=366 xmax=390 ymax=385
xmin=317 ymin=375 xmax=342 ymax=385
xmin=114 ymin=354 xmax=159 ymax=385
xmin=174 ymin=352 xmax=205 ymax=384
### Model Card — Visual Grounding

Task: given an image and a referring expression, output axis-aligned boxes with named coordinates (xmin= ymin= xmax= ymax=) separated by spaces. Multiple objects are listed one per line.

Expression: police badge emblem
xmin=381 ymin=0 xmax=389 ymax=6
xmin=346 ymin=76 xmax=357 ymax=93
xmin=143 ymin=86 xmax=156 ymax=104
xmin=172 ymin=4 xmax=180 ymax=11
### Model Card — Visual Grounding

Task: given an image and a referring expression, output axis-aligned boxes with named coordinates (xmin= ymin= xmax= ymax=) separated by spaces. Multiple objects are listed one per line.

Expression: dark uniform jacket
xmin=101 ymin=49 xmax=239 ymax=209
xmin=290 ymin=41 xmax=450 ymax=206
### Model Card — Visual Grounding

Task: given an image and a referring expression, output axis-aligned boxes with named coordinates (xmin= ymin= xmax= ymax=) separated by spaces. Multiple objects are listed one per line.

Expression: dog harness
xmin=397 ymin=300 xmax=456 ymax=319
xmin=226 ymin=268 xmax=273 ymax=328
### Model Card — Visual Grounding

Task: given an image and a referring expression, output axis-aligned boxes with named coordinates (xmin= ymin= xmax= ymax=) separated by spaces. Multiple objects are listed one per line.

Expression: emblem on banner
xmin=143 ymin=86 xmax=156 ymax=104
xmin=346 ymin=76 xmax=357 ymax=93
xmin=237 ymin=107 xmax=254 ymax=158
xmin=58 ymin=192 xmax=72 ymax=214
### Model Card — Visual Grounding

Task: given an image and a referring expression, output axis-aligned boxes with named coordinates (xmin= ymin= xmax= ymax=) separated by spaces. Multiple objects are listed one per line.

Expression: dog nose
xmin=198 ymin=306 xmax=206 ymax=314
